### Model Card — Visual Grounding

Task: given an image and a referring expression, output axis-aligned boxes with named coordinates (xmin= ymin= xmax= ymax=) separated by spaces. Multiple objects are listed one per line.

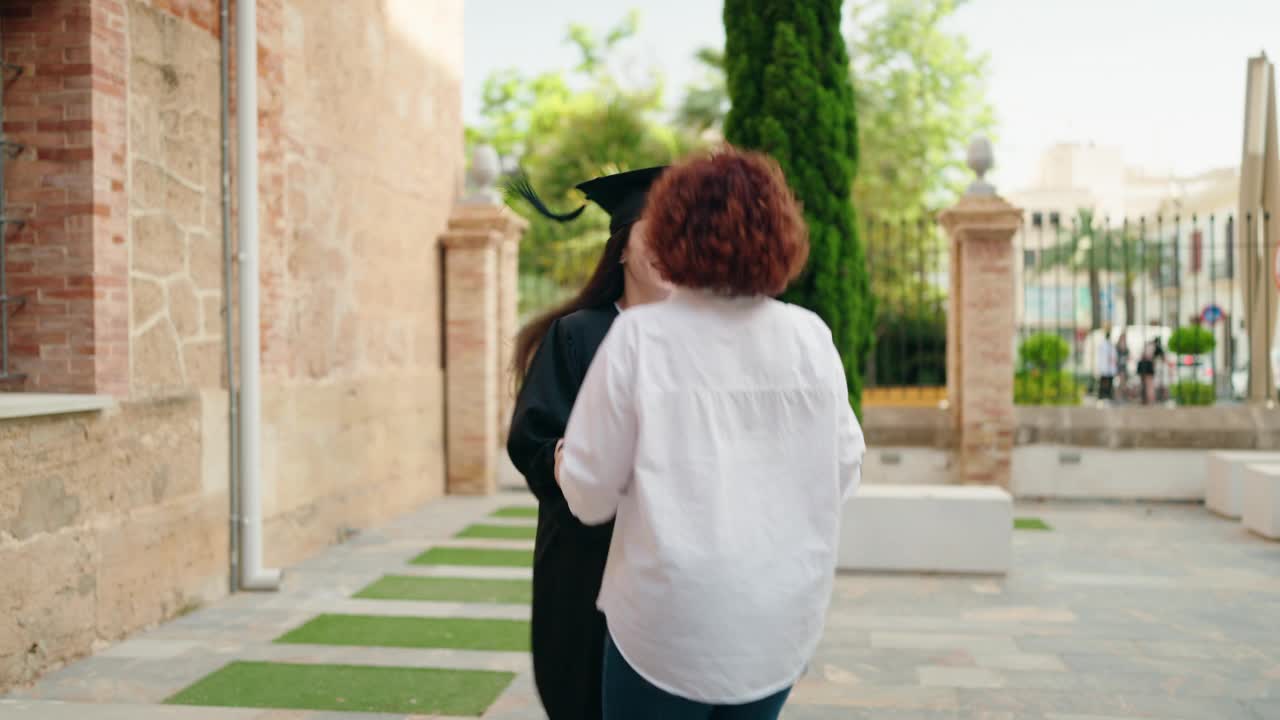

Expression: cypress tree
xmin=723 ymin=0 xmax=874 ymax=414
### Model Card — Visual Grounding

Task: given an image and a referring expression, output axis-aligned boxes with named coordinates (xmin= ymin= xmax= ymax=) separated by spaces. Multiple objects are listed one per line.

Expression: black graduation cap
xmin=507 ymin=166 xmax=667 ymax=236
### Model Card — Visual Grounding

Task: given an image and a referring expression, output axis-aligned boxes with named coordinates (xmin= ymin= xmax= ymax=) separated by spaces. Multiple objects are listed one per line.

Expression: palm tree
xmin=1036 ymin=209 xmax=1160 ymax=329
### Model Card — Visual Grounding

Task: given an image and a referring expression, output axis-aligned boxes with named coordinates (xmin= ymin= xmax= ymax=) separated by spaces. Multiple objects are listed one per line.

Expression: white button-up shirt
xmin=559 ymin=289 xmax=865 ymax=704
xmin=1096 ymin=338 xmax=1118 ymax=377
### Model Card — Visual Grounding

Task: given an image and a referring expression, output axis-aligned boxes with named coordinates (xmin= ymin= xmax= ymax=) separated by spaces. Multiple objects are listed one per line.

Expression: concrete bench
xmin=838 ymin=484 xmax=1012 ymax=574
xmin=1242 ymin=464 xmax=1280 ymax=540
xmin=1206 ymin=451 xmax=1280 ymax=518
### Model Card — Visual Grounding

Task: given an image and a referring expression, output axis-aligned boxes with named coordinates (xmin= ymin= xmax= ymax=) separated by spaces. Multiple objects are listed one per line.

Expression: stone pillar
xmin=939 ymin=138 xmax=1022 ymax=488
xmin=440 ymin=146 xmax=527 ymax=495
xmin=1239 ymin=55 xmax=1280 ymax=405
xmin=497 ymin=231 xmax=521 ymax=443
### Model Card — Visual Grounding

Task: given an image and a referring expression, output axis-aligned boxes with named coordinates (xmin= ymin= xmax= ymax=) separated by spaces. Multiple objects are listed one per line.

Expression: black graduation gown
xmin=507 ymin=304 xmax=619 ymax=720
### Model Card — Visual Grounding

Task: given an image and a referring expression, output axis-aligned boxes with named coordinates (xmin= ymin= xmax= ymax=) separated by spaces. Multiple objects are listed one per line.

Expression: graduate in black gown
xmin=507 ymin=167 xmax=669 ymax=720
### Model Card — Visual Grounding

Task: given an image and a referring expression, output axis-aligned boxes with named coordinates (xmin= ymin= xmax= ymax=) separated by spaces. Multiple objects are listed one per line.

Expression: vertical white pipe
xmin=237 ymin=0 xmax=280 ymax=591
xmin=220 ymin=0 xmax=239 ymax=593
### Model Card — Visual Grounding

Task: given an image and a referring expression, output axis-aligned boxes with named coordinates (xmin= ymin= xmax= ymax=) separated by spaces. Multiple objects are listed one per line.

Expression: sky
xmin=464 ymin=0 xmax=1280 ymax=191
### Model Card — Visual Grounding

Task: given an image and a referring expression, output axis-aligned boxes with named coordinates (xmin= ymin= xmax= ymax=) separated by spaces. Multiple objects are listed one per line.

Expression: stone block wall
xmin=0 ymin=0 xmax=462 ymax=692
xmin=255 ymin=0 xmax=461 ymax=561
xmin=127 ymin=2 xmax=225 ymax=395
xmin=0 ymin=393 xmax=228 ymax=689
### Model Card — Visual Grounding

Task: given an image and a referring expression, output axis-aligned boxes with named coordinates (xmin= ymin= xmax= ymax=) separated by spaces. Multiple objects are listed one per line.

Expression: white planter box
xmin=1206 ymin=452 xmax=1280 ymax=518
xmin=1012 ymin=446 xmax=1205 ymax=501
xmin=1242 ymin=464 xmax=1280 ymax=540
xmin=838 ymin=485 xmax=1012 ymax=574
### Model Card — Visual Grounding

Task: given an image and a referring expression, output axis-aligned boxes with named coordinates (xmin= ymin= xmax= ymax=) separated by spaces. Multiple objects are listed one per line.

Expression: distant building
xmin=1008 ymin=143 xmax=1246 ymax=388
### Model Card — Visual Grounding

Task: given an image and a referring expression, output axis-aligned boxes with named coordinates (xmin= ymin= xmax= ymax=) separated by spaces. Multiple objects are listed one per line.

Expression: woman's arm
xmin=830 ymin=339 xmax=866 ymax=501
xmin=837 ymin=400 xmax=866 ymax=501
xmin=559 ymin=321 xmax=637 ymax=525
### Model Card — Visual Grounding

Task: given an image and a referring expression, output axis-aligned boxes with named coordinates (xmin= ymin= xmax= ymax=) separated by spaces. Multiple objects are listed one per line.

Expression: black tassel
xmin=504 ymin=172 xmax=586 ymax=222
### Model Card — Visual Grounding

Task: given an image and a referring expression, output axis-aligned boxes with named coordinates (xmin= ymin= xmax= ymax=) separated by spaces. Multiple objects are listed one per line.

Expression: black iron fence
xmin=1015 ymin=209 xmax=1274 ymax=406
xmin=863 ymin=216 xmax=948 ymax=406
xmin=515 ymin=215 xmax=952 ymax=407
xmin=515 ymin=206 xmax=1278 ymax=410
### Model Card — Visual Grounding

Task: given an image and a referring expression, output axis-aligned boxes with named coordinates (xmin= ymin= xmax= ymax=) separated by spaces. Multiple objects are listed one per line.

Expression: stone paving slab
xmin=430 ymin=539 xmax=537 ymax=551
xmin=320 ymin=598 xmax=531 ymax=621
xmin=213 ymin=596 xmax=531 ymax=621
xmin=232 ymin=645 xmax=530 ymax=674
xmin=92 ymin=639 xmax=531 ymax=677
xmin=0 ymin=699 xmax=262 ymax=719
xmin=785 ymin=502 xmax=1279 ymax=719
xmin=954 ymin=687 xmax=1263 ymax=719
xmin=13 ymin=645 xmax=530 ymax=707
xmin=6 ymin=494 xmax=536 ymax=717
xmin=870 ymin=632 xmax=1020 ymax=654
xmin=396 ymin=566 xmax=532 ymax=581
xmin=472 ymin=517 xmax=537 ymax=528
xmin=6 ymin=496 xmax=1279 ymax=720
xmin=0 ymin=698 xmax=479 ymax=720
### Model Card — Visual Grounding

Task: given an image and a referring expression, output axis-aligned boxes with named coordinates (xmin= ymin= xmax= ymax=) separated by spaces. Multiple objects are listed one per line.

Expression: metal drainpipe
xmin=235 ymin=0 xmax=280 ymax=591
xmin=219 ymin=0 xmax=240 ymax=594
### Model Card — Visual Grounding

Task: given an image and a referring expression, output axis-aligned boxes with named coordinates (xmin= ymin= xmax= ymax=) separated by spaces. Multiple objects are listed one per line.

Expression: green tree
xmin=723 ymin=0 xmax=875 ymax=413
xmin=675 ymin=48 xmax=728 ymax=137
xmin=1036 ymin=209 xmax=1161 ymax=329
xmin=849 ymin=0 xmax=994 ymax=219
xmin=680 ymin=0 xmax=994 ymax=219
xmin=1015 ymin=333 xmax=1082 ymax=406
xmin=467 ymin=13 xmax=699 ymax=314
xmin=688 ymin=0 xmax=990 ymax=396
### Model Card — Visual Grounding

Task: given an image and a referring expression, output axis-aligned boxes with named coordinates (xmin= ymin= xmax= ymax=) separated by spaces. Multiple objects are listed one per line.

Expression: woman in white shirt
xmin=555 ymin=147 xmax=866 ymax=719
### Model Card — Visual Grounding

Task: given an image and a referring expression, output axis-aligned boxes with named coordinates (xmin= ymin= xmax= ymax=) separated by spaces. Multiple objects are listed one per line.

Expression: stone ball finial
xmin=965 ymin=136 xmax=996 ymax=197
xmin=464 ymin=144 xmax=502 ymax=205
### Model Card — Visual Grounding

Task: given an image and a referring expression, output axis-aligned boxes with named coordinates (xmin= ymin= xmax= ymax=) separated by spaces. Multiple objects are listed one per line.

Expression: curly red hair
xmin=644 ymin=147 xmax=808 ymax=297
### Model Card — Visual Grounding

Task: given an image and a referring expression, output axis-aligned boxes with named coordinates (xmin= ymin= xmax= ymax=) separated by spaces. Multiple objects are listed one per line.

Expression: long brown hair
xmin=512 ymin=223 xmax=632 ymax=382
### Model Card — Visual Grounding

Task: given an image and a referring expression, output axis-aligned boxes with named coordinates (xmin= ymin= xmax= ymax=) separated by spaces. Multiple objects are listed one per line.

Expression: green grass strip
xmin=410 ymin=546 xmax=533 ymax=567
xmin=455 ymin=523 xmax=537 ymax=540
xmin=277 ymin=614 xmax=531 ymax=652
xmin=1014 ymin=517 xmax=1052 ymax=531
xmin=355 ymin=575 xmax=531 ymax=604
xmin=491 ymin=506 xmax=538 ymax=519
xmin=165 ymin=661 xmax=513 ymax=717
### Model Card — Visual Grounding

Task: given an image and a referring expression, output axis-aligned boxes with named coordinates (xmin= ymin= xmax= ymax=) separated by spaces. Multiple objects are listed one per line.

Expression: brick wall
xmin=2 ymin=0 xmax=99 ymax=392
xmin=0 ymin=0 xmax=463 ymax=692
xmin=88 ymin=0 xmax=130 ymax=395
xmin=1 ymin=0 xmax=130 ymax=395
xmin=941 ymin=195 xmax=1022 ymax=487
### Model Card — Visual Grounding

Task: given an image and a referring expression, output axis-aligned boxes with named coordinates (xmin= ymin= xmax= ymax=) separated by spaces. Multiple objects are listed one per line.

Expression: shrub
xmin=1167 ymin=325 xmax=1216 ymax=356
xmin=1014 ymin=370 xmax=1083 ymax=406
xmin=1019 ymin=333 xmax=1070 ymax=371
xmin=1171 ymin=380 xmax=1215 ymax=406
xmin=872 ymin=308 xmax=946 ymax=387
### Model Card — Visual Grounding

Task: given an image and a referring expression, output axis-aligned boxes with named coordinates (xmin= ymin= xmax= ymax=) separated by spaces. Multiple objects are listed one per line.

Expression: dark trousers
xmin=602 ymin=631 xmax=792 ymax=720
xmin=1098 ymin=375 xmax=1114 ymax=399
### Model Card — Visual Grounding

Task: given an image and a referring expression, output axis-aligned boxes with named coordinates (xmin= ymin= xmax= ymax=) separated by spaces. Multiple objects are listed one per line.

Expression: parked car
xmin=1230 ymin=348 xmax=1280 ymax=399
